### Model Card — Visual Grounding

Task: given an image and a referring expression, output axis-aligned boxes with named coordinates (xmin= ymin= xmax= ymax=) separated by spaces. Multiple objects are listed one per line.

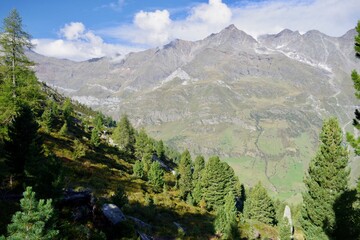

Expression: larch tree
xmin=178 ymin=149 xmax=193 ymax=199
xmin=243 ymin=182 xmax=276 ymax=225
xmin=0 ymin=9 xmax=43 ymax=125
xmin=148 ymin=161 xmax=164 ymax=192
xmin=112 ymin=114 xmax=135 ymax=154
xmin=301 ymin=118 xmax=349 ymax=239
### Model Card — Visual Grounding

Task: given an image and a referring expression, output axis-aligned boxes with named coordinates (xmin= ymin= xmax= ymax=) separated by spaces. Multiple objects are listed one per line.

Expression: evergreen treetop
xmin=178 ymin=149 xmax=192 ymax=198
xmin=301 ymin=118 xmax=350 ymax=239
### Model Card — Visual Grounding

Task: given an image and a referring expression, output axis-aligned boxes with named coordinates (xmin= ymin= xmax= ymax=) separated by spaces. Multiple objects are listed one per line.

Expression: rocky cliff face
xmin=30 ymin=25 xmax=360 ymax=201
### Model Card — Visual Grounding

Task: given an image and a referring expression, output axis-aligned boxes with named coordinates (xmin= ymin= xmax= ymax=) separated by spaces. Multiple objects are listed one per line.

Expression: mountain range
xmin=29 ymin=24 xmax=360 ymax=202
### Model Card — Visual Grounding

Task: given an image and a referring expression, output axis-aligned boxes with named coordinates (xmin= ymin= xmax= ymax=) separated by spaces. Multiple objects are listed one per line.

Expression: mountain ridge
xmin=29 ymin=25 xmax=360 ymax=201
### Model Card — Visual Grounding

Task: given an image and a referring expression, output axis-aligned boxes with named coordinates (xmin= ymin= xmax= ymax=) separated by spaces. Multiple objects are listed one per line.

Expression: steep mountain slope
xmin=30 ymin=25 xmax=360 ymax=201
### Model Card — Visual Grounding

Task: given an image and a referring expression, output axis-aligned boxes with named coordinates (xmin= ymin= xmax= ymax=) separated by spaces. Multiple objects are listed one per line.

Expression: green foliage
xmin=156 ymin=140 xmax=165 ymax=161
xmin=112 ymin=114 xmax=135 ymax=154
xmin=90 ymin=127 xmax=101 ymax=147
xmin=5 ymin=187 xmax=58 ymax=240
xmin=192 ymin=155 xmax=205 ymax=181
xmin=201 ymin=156 xmax=240 ymax=210
xmin=301 ymin=118 xmax=350 ymax=239
xmin=72 ymin=139 xmax=87 ymax=160
xmin=4 ymin=105 xmax=42 ymax=183
xmin=178 ymin=149 xmax=192 ymax=198
xmin=133 ymin=160 xmax=144 ymax=178
xmin=214 ymin=191 xmax=238 ymax=239
xmin=62 ymin=98 xmax=73 ymax=124
xmin=278 ymin=217 xmax=291 ymax=240
xmin=59 ymin=122 xmax=68 ymax=136
xmin=355 ymin=20 xmax=360 ymax=57
xmin=93 ymin=112 xmax=103 ymax=130
xmin=192 ymin=181 xmax=203 ymax=205
xmin=243 ymin=182 xmax=277 ymax=225
xmin=148 ymin=161 xmax=164 ymax=191
xmin=134 ymin=128 xmax=151 ymax=160
xmin=0 ymin=9 xmax=43 ymax=125
xmin=112 ymin=186 xmax=129 ymax=207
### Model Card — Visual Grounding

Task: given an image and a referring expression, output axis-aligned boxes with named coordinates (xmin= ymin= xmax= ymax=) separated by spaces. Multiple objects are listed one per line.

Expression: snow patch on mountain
xmin=72 ymin=96 xmax=121 ymax=106
xmin=278 ymin=50 xmax=332 ymax=72
xmin=86 ymin=83 xmax=118 ymax=93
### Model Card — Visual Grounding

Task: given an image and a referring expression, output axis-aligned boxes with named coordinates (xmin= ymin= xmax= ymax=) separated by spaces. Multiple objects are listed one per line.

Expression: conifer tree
xmin=301 ymin=118 xmax=349 ymax=239
xmin=0 ymin=9 xmax=43 ymax=124
xmin=62 ymin=98 xmax=73 ymax=125
xmin=178 ymin=149 xmax=192 ymax=198
xmin=134 ymin=128 xmax=149 ymax=160
xmin=192 ymin=155 xmax=205 ymax=181
xmin=278 ymin=217 xmax=292 ymax=240
xmin=214 ymin=191 xmax=238 ymax=239
xmin=156 ymin=140 xmax=165 ymax=161
xmin=72 ymin=139 xmax=87 ymax=160
xmin=201 ymin=156 xmax=239 ymax=210
xmin=90 ymin=127 xmax=101 ymax=147
xmin=243 ymin=182 xmax=276 ymax=225
xmin=148 ymin=161 xmax=164 ymax=191
xmin=344 ymin=21 xmax=360 ymax=239
xmin=4 ymin=105 xmax=42 ymax=185
xmin=112 ymin=114 xmax=135 ymax=154
xmin=5 ymin=187 xmax=58 ymax=239
xmin=133 ymin=160 xmax=144 ymax=178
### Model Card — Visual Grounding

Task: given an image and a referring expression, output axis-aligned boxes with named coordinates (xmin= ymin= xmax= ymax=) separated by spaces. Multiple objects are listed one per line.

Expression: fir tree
xmin=301 ymin=118 xmax=349 ymax=239
xmin=58 ymin=122 xmax=68 ymax=136
xmin=214 ymin=191 xmax=238 ymax=239
xmin=112 ymin=114 xmax=135 ymax=154
xmin=201 ymin=156 xmax=239 ymax=210
xmin=41 ymin=107 xmax=54 ymax=133
xmin=243 ymin=182 xmax=276 ymax=225
xmin=5 ymin=187 xmax=58 ymax=239
xmin=148 ymin=161 xmax=164 ymax=191
xmin=178 ymin=149 xmax=192 ymax=198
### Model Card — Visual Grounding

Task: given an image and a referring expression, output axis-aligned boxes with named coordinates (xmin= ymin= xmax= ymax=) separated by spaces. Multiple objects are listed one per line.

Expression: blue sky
xmin=0 ymin=0 xmax=359 ymax=61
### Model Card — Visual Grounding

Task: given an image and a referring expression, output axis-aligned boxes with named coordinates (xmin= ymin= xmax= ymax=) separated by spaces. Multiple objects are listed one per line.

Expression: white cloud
xmin=60 ymin=22 xmax=85 ymax=40
xmin=101 ymin=0 xmax=360 ymax=48
xmin=32 ymin=22 xmax=143 ymax=62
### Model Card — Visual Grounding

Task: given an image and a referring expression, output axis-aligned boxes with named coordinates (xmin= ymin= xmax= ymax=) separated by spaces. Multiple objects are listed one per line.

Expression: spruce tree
xmin=301 ymin=118 xmax=349 ymax=239
xmin=5 ymin=187 xmax=58 ymax=239
xmin=214 ymin=191 xmax=238 ymax=239
xmin=178 ymin=149 xmax=192 ymax=198
xmin=243 ymin=182 xmax=276 ymax=225
xmin=278 ymin=217 xmax=292 ymax=240
xmin=148 ymin=161 xmax=164 ymax=191
xmin=112 ymin=114 xmax=135 ymax=154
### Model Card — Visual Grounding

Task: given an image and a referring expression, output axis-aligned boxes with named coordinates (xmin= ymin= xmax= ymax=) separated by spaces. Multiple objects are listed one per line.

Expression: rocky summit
xmin=30 ymin=25 xmax=360 ymax=201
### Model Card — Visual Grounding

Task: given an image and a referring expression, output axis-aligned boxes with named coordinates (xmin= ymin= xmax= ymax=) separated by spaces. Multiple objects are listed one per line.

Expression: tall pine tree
xmin=178 ymin=149 xmax=192 ymax=199
xmin=201 ymin=156 xmax=240 ymax=210
xmin=214 ymin=191 xmax=238 ymax=239
xmin=301 ymin=118 xmax=349 ymax=239
xmin=243 ymin=182 xmax=276 ymax=225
